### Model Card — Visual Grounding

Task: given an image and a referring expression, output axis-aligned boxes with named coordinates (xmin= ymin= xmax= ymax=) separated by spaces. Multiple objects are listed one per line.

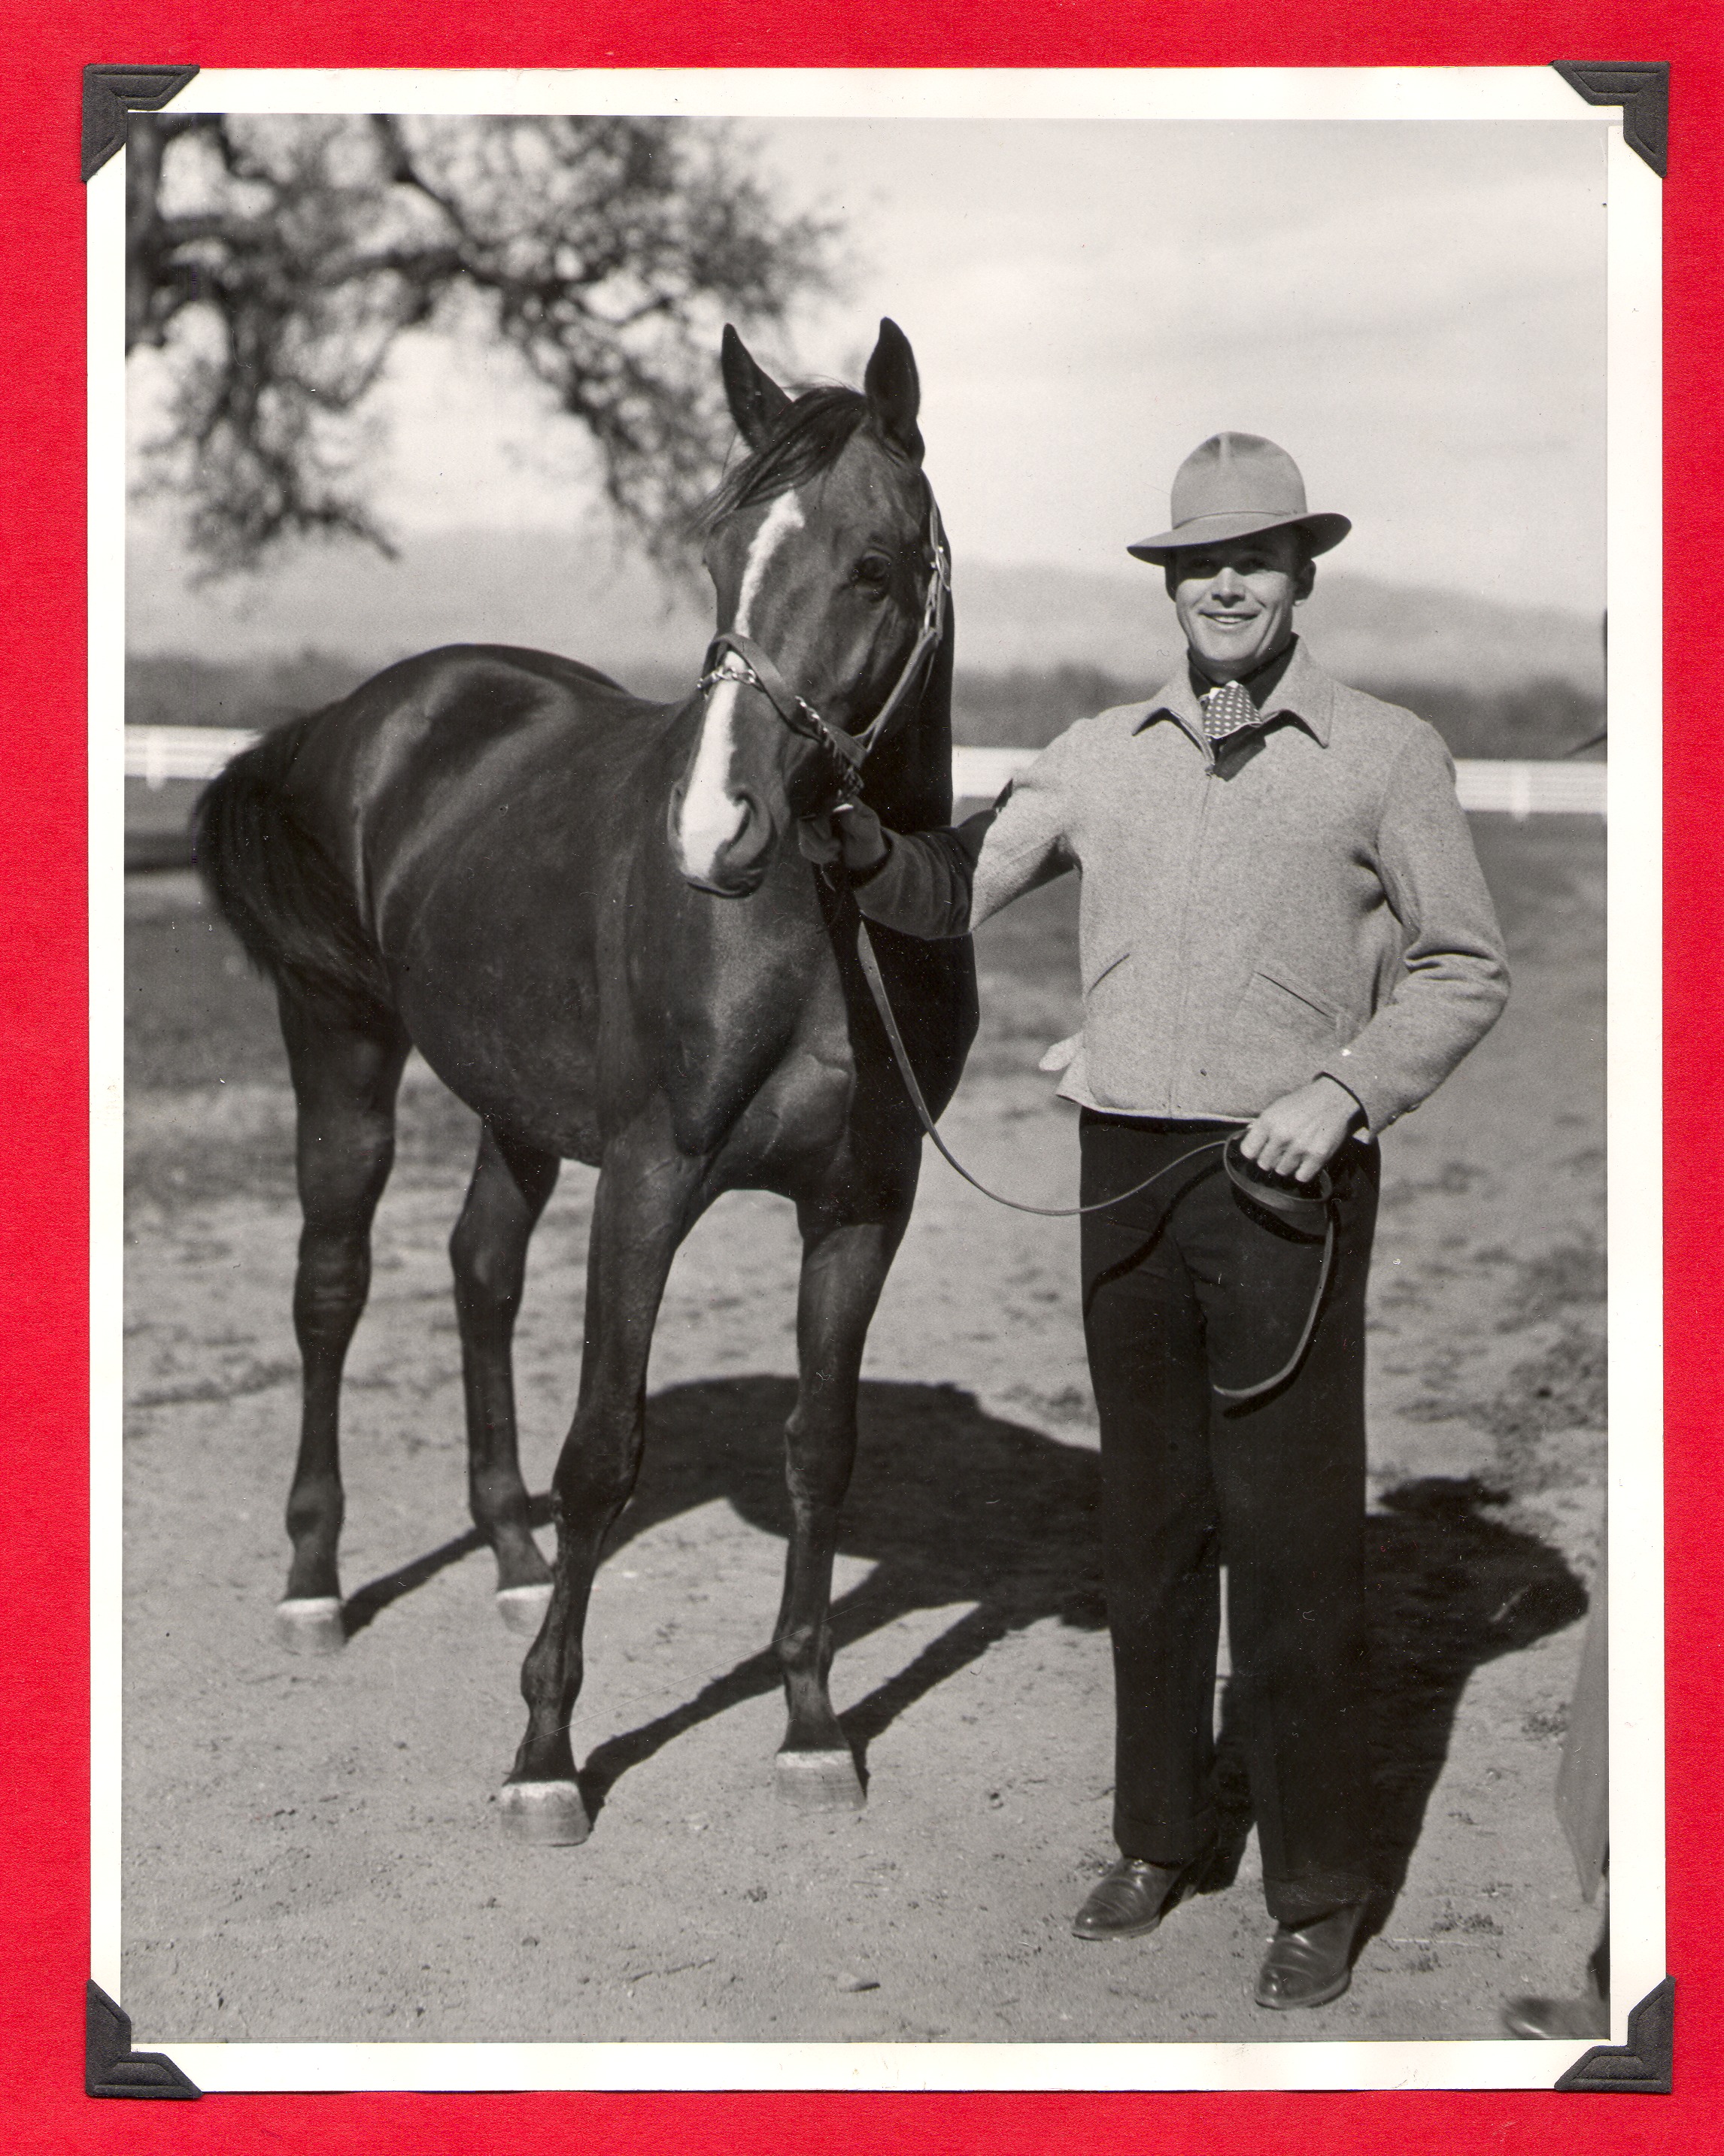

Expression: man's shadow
xmin=1364 ymin=1475 xmax=1588 ymax=1899
xmin=348 ymin=1377 xmax=1586 ymax=1903
xmin=1205 ymin=1472 xmax=1589 ymax=1925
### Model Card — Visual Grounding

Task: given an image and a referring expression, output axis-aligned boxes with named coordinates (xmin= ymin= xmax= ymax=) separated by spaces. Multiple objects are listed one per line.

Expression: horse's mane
xmin=697 ymin=385 xmax=906 ymax=533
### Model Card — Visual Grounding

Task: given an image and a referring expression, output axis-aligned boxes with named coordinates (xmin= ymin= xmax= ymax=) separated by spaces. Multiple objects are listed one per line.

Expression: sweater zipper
xmin=1166 ymin=735 xmax=1218 ymax=1113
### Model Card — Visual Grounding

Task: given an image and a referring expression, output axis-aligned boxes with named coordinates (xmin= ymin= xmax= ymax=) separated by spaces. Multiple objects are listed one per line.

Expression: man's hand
xmin=1238 ymin=1076 xmax=1363 ymax=1181
xmin=797 ymin=802 xmax=888 ymax=875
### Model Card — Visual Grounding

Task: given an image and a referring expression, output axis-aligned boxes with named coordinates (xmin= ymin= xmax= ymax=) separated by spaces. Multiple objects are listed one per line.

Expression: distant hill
xmin=953 ymin=561 xmax=1604 ymax=701
xmin=128 ymin=524 xmax=1604 ymax=702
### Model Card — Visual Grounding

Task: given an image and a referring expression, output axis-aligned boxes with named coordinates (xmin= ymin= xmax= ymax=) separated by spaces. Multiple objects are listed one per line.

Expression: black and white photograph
xmin=94 ymin=66 xmax=1660 ymax=2089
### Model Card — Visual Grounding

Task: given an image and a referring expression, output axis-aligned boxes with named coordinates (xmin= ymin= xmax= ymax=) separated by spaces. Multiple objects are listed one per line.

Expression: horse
xmin=193 ymin=318 xmax=979 ymax=1845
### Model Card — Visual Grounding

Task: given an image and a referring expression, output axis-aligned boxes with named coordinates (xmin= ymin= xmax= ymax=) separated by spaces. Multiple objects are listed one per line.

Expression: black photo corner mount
xmin=1552 ymin=62 xmax=1669 ymax=177
xmin=86 ymin=1982 xmax=202 ymax=2100
xmin=81 ymin=64 xmax=199 ymax=181
xmin=1555 ymin=1976 xmax=1674 ymax=2094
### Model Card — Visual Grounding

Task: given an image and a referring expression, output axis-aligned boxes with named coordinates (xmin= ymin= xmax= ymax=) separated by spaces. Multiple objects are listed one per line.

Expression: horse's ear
xmin=864 ymin=317 xmax=924 ymax=465
xmin=721 ymin=326 xmax=794 ymax=450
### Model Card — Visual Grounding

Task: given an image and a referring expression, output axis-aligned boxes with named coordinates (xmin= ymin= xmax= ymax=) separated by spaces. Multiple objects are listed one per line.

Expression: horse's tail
xmin=193 ymin=717 xmax=396 ymax=1026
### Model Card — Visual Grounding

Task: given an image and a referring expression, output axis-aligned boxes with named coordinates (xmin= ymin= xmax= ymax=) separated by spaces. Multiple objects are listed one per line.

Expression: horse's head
xmin=670 ymin=319 xmax=946 ymax=898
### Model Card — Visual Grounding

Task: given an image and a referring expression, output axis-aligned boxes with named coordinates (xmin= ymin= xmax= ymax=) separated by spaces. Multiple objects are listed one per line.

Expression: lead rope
xmin=851 ymin=911 xmax=1335 ymax=1405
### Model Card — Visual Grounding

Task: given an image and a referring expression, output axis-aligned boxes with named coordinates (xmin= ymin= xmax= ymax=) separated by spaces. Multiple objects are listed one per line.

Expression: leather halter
xmin=694 ymin=499 xmax=951 ymax=802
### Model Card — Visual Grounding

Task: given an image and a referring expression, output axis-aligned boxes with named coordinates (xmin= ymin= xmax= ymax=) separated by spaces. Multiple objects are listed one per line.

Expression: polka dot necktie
xmin=1201 ymin=679 xmax=1258 ymax=741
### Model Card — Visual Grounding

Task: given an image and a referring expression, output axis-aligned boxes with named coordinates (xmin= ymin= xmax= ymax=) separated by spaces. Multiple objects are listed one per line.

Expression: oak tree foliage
xmin=125 ymin=113 xmax=836 ymax=574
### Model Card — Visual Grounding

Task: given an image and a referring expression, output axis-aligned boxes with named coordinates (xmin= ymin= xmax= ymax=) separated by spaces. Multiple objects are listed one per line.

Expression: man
xmin=812 ymin=432 xmax=1510 ymax=2010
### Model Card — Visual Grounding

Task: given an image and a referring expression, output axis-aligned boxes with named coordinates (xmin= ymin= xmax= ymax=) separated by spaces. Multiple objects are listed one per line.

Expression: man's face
xmin=1167 ymin=529 xmax=1314 ymax=681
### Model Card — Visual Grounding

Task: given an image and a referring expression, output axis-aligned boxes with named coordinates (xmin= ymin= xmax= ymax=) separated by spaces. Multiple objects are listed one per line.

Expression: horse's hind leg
xmin=450 ymin=1123 xmax=560 ymax=1633
xmin=275 ymin=987 xmax=410 ymax=1653
xmin=772 ymin=1186 xmax=914 ymax=1812
xmin=501 ymin=1111 xmax=705 ymax=1845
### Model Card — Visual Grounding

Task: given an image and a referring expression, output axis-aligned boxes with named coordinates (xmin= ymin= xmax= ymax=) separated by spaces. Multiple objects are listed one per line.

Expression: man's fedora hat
xmin=1128 ymin=432 xmax=1350 ymax=564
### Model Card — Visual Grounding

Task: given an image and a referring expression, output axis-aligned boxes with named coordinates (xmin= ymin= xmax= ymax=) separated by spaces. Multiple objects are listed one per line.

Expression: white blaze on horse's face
xmin=674 ymin=489 xmax=806 ymax=890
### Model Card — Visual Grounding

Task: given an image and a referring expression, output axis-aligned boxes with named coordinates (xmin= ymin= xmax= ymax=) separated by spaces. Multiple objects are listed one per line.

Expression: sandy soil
xmin=119 ymin=820 xmax=1607 ymax=2057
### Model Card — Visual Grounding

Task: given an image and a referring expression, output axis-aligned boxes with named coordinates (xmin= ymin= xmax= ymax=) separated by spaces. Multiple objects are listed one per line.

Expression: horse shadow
xmin=346 ymin=1378 xmax=1587 ymax=1901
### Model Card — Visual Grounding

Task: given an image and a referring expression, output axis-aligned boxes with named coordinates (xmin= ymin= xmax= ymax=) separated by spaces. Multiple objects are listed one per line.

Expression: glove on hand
xmin=797 ymin=802 xmax=888 ymax=875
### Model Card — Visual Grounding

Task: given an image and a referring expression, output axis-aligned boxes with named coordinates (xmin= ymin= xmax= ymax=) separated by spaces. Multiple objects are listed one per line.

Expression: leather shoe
xmin=1254 ymin=1902 xmax=1367 ymax=2009
xmin=1501 ymin=1991 xmax=1609 ymax=2039
xmin=1072 ymin=1855 xmax=1198 ymax=1942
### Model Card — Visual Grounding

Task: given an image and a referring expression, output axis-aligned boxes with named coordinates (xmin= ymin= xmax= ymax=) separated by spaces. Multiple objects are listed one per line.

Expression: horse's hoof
xmin=495 ymin=1583 xmax=554 ymax=1636
xmin=499 ymin=1779 xmax=591 ymax=1845
xmin=275 ymin=1597 xmax=345 ymax=1654
xmin=775 ymin=1748 xmax=866 ymax=1812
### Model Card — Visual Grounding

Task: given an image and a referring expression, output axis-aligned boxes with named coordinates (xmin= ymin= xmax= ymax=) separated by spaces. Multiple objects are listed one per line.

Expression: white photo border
xmin=89 ymin=62 xmax=1662 ymax=2095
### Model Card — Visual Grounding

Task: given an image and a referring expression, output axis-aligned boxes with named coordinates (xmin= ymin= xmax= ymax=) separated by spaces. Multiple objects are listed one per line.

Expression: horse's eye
xmin=854 ymin=553 xmax=893 ymax=592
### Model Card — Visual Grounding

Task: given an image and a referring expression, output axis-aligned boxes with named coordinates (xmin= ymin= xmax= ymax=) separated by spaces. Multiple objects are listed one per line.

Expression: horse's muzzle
xmin=668 ymin=781 xmax=775 ymax=897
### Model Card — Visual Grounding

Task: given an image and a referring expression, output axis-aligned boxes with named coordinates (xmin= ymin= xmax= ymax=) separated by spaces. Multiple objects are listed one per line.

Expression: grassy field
xmin=124 ymin=649 xmax=1603 ymax=874
xmin=129 ymin=648 xmax=1605 ymax=758
xmin=951 ymin=663 xmax=1605 ymax=760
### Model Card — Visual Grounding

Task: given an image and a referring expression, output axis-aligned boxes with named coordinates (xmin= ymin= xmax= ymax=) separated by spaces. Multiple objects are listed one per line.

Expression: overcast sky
xmin=179 ymin=116 xmax=1613 ymax=616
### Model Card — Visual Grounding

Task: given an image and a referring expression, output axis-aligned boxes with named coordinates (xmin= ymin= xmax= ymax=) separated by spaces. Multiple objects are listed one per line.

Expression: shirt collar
xmin=1135 ymin=634 xmax=1334 ymax=749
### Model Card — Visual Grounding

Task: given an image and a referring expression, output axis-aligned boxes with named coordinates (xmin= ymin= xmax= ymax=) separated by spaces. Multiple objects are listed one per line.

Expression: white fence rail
xmin=1444 ymin=760 xmax=1608 ymax=817
xmin=126 ymin=726 xmax=261 ymax=787
xmin=949 ymin=747 xmax=1606 ymax=817
xmin=125 ymin=726 xmax=1608 ymax=820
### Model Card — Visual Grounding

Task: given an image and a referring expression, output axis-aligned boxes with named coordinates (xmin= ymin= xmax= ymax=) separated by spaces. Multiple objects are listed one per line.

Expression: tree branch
xmin=126 ymin=113 xmax=842 ymax=574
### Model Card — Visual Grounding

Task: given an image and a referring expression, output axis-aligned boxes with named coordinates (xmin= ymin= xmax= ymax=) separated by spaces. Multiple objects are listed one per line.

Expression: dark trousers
xmin=1079 ymin=1111 xmax=1379 ymax=1926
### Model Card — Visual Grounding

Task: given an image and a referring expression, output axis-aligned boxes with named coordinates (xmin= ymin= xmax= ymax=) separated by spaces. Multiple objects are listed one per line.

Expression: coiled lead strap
xmin=1210 ymin=1211 xmax=1335 ymax=1402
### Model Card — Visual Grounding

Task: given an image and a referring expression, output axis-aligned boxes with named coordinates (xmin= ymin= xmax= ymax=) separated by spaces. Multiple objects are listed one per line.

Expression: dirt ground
xmin=119 ymin=817 xmax=1607 ymax=2059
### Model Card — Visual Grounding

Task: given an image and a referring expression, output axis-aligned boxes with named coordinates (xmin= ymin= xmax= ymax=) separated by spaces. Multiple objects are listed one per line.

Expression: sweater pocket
xmin=1075 ymin=945 xmax=1138 ymax=1105
xmin=1216 ymin=963 xmax=1356 ymax=1102
xmin=1247 ymin=960 xmax=1355 ymax=1035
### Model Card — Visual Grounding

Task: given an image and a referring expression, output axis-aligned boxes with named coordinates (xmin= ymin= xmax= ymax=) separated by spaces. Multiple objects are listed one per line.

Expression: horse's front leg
xmin=773 ymin=1161 xmax=917 ymax=1811
xmin=499 ymin=1108 xmax=706 ymax=1845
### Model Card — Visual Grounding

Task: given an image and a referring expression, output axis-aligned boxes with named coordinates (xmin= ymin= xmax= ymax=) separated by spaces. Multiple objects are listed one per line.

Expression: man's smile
xmin=1169 ymin=529 xmax=1310 ymax=681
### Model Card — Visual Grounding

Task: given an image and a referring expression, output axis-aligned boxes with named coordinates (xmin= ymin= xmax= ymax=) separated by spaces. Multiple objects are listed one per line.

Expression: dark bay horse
xmin=195 ymin=320 xmax=978 ymax=1843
